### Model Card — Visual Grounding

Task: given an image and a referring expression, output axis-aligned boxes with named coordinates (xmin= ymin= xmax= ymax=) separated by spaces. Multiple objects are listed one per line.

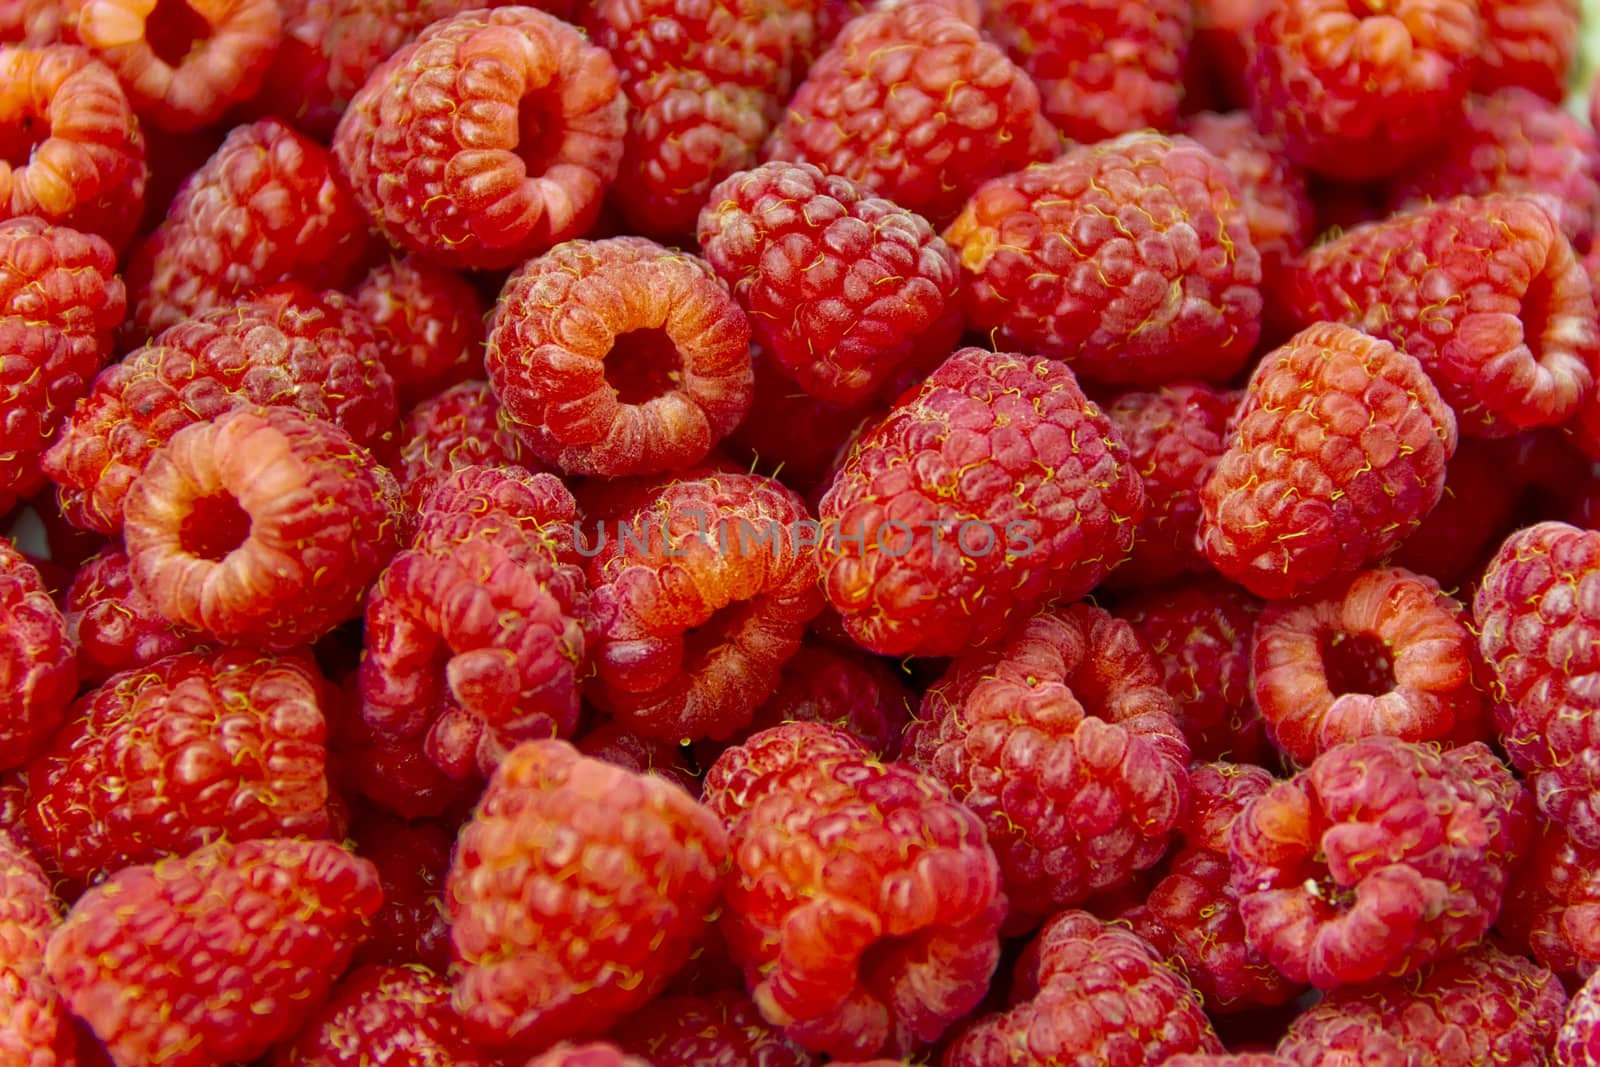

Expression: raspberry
xmin=907 ymin=602 xmax=1189 ymax=920
xmin=615 ymin=991 xmax=819 ymax=1066
xmin=722 ymin=349 xmax=877 ymax=496
xmin=709 ymin=722 xmax=1005 ymax=1059
xmin=1559 ymin=970 xmax=1600 ymax=1066
xmin=58 ymin=0 xmax=281 ymax=131
xmin=584 ymin=469 xmax=822 ymax=742
xmin=1500 ymin=820 xmax=1600 ymax=977
xmin=394 ymin=379 xmax=543 ymax=519
xmin=945 ymin=132 xmax=1263 ymax=386
xmin=487 ymin=236 xmax=754 ymax=477
xmin=359 ymin=465 xmax=588 ymax=780
xmin=332 ymin=697 xmax=479 ymax=821
xmin=764 ymin=0 xmax=1056 ymax=228
xmin=123 ymin=118 xmax=373 ymax=343
xmin=982 ymin=0 xmax=1191 ymax=143
xmin=1290 ymin=194 xmax=1599 ymax=437
xmin=1473 ymin=520 xmax=1600 ymax=847
xmin=65 ymin=542 xmax=207 ymax=683
xmin=0 ymin=535 xmax=76 ymax=773
xmin=447 ymin=739 xmax=727 ymax=1051
xmin=1473 ymin=0 xmax=1577 ymax=100
xmin=1167 ymin=1058 xmax=1295 ymax=1067
xmin=0 ymin=830 xmax=75 ymax=1066
xmin=526 ymin=1044 xmax=653 ymax=1067
xmin=0 ymin=215 xmax=124 ymax=516
xmin=353 ymin=254 xmax=489 ymax=413
xmin=697 ymin=161 xmax=961 ymax=408
xmin=347 ymin=807 xmax=453 ymax=972
xmin=45 ymin=837 xmax=382 ymax=1066
xmin=817 ymin=348 xmax=1145 ymax=658
xmin=273 ymin=963 xmax=491 ymax=1066
xmin=44 ymin=284 xmax=399 ymax=535
xmin=1388 ymin=436 xmax=1524 ymax=587
xmin=1275 ymin=945 xmax=1566 ymax=1067
xmin=739 ymin=641 xmax=913 ymax=760
xmin=332 ymin=6 xmax=626 ymax=271
xmin=1251 ymin=567 xmax=1490 ymax=765
xmin=1197 ymin=322 xmax=1456 ymax=601
xmin=575 ymin=719 xmax=700 ymax=796
xmin=944 ymin=910 xmax=1223 ymax=1064
xmin=122 ymin=406 xmax=402 ymax=650
xmin=1228 ymin=737 xmax=1532 ymax=989
xmin=0 ymin=44 xmax=146 ymax=250
xmin=1118 ymin=578 xmax=1266 ymax=764
xmin=1245 ymin=0 xmax=1480 ymax=181
xmin=1186 ymin=0 xmax=1261 ymax=110
xmin=0 ymin=0 xmax=58 ymax=42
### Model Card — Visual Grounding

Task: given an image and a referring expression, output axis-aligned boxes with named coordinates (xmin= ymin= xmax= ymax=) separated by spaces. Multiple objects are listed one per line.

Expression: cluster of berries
xmin=3 ymin=0 xmax=1600 ymax=1063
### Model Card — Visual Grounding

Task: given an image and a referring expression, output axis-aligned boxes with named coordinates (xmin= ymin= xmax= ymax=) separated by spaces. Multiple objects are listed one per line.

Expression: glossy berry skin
xmin=1558 ymin=968 xmax=1600 ymax=1067
xmin=0 ymin=830 xmax=75 ymax=1066
xmin=1228 ymin=737 xmax=1532 ymax=990
xmin=332 ymin=6 xmax=626 ymax=271
xmin=272 ymin=964 xmax=492 ymax=1066
xmin=615 ymin=991 xmax=818 ymax=1067
xmin=352 ymin=254 xmax=489 ymax=413
xmin=1198 ymin=322 xmax=1456 ymax=601
xmin=447 ymin=739 xmax=727 ymax=1052
xmin=1473 ymin=521 xmax=1600 ymax=848
xmin=1500 ymin=820 xmax=1600 ymax=977
xmin=65 ymin=543 xmax=208 ymax=684
xmin=0 ymin=536 xmax=76 ymax=773
xmin=44 ymin=837 xmax=383 ymax=1067
xmin=817 ymin=348 xmax=1145 ymax=658
xmin=945 ymin=132 xmax=1262 ymax=387
xmin=907 ymin=602 xmax=1191 ymax=921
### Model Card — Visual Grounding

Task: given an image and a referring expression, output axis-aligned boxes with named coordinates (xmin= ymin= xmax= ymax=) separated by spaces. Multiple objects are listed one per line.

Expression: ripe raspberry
xmin=575 ymin=719 xmax=699 ymax=796
xmin=332 ymin=6 xmax=625 ymax=271
xmin=0 ymin=44 xmax=146 ymax=250
xmin=1291 ymin=194 xmax=1599 ymax=436
xmin=1388 ymin=436 xmax=1524 ymax=587
xmin=44 ymin=284 xmax=398 ymax=536
xmin=907 ymin=602 xmax=1190 ymax=919
xmin=0 ymin=0 xmax=59 ymax=43
xmin=123 ymin=406 xmax=402 ymax=650
xmin=982 ymin=0 xmax=1191 ymax=143
xmin=1474 ymin=520 xmax=1600 ymax=847
xmin=1245 ymin=0 xmax=1480 ymax=181
xmin=332 ymin=695 xmax=479 ymax=821
xmin=697 ymin=161 xmax=961 ymax=408
xmin=1167 ymin=1058 xmax=1295 ymax=1067
xmin=526 ymin=1044 xmax=653 ymax=1067
xmin=1275 ymin=945 xmax=1566 ymax=1067
xmin=360 ymin=465 xmax=588 ymax=780
xmin=764 ymin=0 xmax=1056 ymax=227
xmin=1473 ymin=0 xmax=1577 ymax=100
xmin=945 ymin=132 xmax=1263 ymax=386
xmin=946 ymin=910 xmax=1222 ymax=1064
xmin=273 ymin=964 xmax=491 ymax=1066
xmin=615 ymin=991 xmax=819 ymax=1066
xmin=722 ymin=348 xmax=877 ymax=496
xmin=353 ymin=254 xmax=489 ymax=413
xmin=1197 ymin=322 xmax=1456 ymax=601
xmin=817 ymin=348 xmax=1145 ymax=658
xmin=0 ymin=535 xmax=75 ymax=773
xmin=1229 ymin=737 xmax=1532 ymax=989
xmin=584 ymin=469 xmax=822 ymax=742
xmin=1559 ymin=969 xmax=1600 ymax=1066
xmin=123 ymin=118 xmax=372 ymax=342
xmin=347 ymin=808 xmax=453 ymax=972
xmin=394 ymin=379 xmax=543 ymax=519
xmin=447 ymin=739 xmax=727 ymax=1051
xmin=1186 ymin=0 xmax=1262 ymax=110
xmin=487 ymin=236 xmax=753 ymax=477
xmin=739 ymin=641 xmax=913 ymax=760
xmin=65 ymin=543 xmax=207 ymax=683
xmin=0 ymin=830 xmax=75 ymax=1067
xmin=1500 ymin=820 xmax=1600 ymax=977
xmin=58 ymin=0 xmax=281 ymax=131
xmin=709 ymin=722 xmax=1005 ymax=1059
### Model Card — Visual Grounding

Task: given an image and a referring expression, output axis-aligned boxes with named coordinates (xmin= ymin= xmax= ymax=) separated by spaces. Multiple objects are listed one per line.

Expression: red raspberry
xmin=332 ymin=696 xmax=480 ymax=821
xmin=738 ymin=641 xmax=913 ymax=760
xmin=525 ymin=1045 xmax=653 ymax=1067
xmin=722 ymin=349 xmax=878 ymax=496
xmin=907 ymin=602 xmax=1190 ymax=920
xmin=58 ymin=0 xmax=281 ymax=131
xmin=332 ymin=6 xmax=626 ymax=272
xmin=764 ymin=0 xmax=1056 ymax=228
xmin=65 ymin=542 xmax=207 ymax=684
xmin=0 ymin=45 xmax=146 ymax=251
xmin=708 ymin=722 xmax=1005 ymax=1059
xmin=1290 ymin=194 xmax=1599 ymax=437
xmin=123 ymin=406 xmax=402 ymax=650
xmin=1473 ymin=520 xmax=1600 ymax=848
xmin=0 ymin=830 xmax=75 ymax=1066
xmin=44 ymin=284 xmax=399 ymax=536
xmin=1388 ymin=436 xmax=1524 ymax=587
xmin=584 ymin=469 xmax=822 ymax=742
xmin=1167 ymin=1058 xmax=1295 ymax=1067
xmin=1228 ymin=737 xmax=1532 ymax=989
xmin=1275 ymin=945 xmax=1566 ymax=1067
xmin=945 ymin=132 xmax=1263 ymax=387
xmin=1560 ymin=970 xmax=1600 ymax=1066
xmin=817 ymin=348 xmax=1145 ymax=658
xmin=45 ymin=837 xmax=382 ymax=1066
xmin=360 ymin=465 xmax=588 ymax=780
xmin=487 ymin=236 xmax=753 ymax=477
xmin=1197 ymin=322 xmax=1456 ymax=601
xmin=1251 ymin=567 xmax=1490 ymax=765
xmin=447 ymin=739 xmax=727 ymax=1051
xmin=946 ymin=910 xmax=1223 ymax=1063
xmin=0 ymin=0 xmax=58 ymax=42
xmin=615 ymin=990 xmax=819 ymax=1066
xmin=1245 ymin=0 xmax=1480 ymax=181
xmin=982 ymin=0 xmax=1191 ymax=143
xmin=394 ymin=379 xmax=543 ymax=519
xmin=352 ymin=254 xmax=489 ymax=413
xmin=575 ymin=719 xmax=700 ymax=796
xmin=1500 ymin=820 xmax=1600 ymax=977
xmin=273 ymin=963 xmax=491 ymax=1066
xmin=1473 ymin=0 xmax=1577 ymax=100
xmin=697 ymin=161 xmax=961 ymax=408
xmin=0 ymin=535 xmax=76 ymax=773
xmin=123 ymin=118 xmax=372 ymax=343
xmin=347 ymin=807 xmax=453 ymax=972
xmin=1186 ymin=0 xmax=1262 ymax=110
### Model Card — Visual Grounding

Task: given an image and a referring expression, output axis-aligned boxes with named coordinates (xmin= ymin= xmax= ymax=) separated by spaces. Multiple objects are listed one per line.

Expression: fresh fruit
xmin=352 ymin=254 xmax=489 ymax=413
xmin=64 ymin=541 xmax=208 ymax=683
xmin=273 ymin=963 xmax=491 ymax=1066
xmin=0 ymin=534 xmax=76 ymax=772
xmin=615 ymin=990 xmax=818 ymax=1067
xmin=0 ymin=828 xmax=74 ymax=1066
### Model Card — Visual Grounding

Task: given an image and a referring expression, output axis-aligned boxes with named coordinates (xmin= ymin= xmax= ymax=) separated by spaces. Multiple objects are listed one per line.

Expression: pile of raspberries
xmin=5 ymin=0 xmax=1600 ymax=1063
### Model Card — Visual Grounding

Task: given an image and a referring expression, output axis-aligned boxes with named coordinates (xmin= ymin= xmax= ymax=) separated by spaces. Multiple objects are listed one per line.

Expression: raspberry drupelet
xmin=945 ymin=132 xmax=1263 ymax=387
xmin=0 ymin=830 xmax=75 ymax=1066
xmin=1197 ymin=322 xmax=1456 ymax=601
xmin=527 ymin=1045 xmax=653 ymax=1067
xmin=347 ymin=807 xmax=454 ymax=972
xmin=0 ymin=535 xmax=76 ymax=773
xmin=1560 ymin=969 xmax=1600 ymax=1066
xmin=614 ymin=990 xmax=818 ymax=1066
xmin=816 ymin=347 xmax=1145 ymax=658
xmin=1473 ymin=0 xmax=1577 ymax=100
xmin=734 ymin=640 xmax=913 ymax=761
xmin=65 ymin=543 xmax=208 ymax=684
xmin=1387 ymin=435 xmax=1524 ymax=587
xmin=332 ymin=5 xmax=626 ymax=271
xmin=393 ymin=379 xmax=543 ymax=520
xmin=352 ymin=254 xmax=489 ymax=414
xmin=447 ymin=739 xmax=727 ymax=1052
xmin=273 ymin=963 xmax=492 ymax=1066
xmin=721 ymin=347 xmax=878 ymax=497
xmin=1500 ymin=819 xmax=1600 ymax=977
